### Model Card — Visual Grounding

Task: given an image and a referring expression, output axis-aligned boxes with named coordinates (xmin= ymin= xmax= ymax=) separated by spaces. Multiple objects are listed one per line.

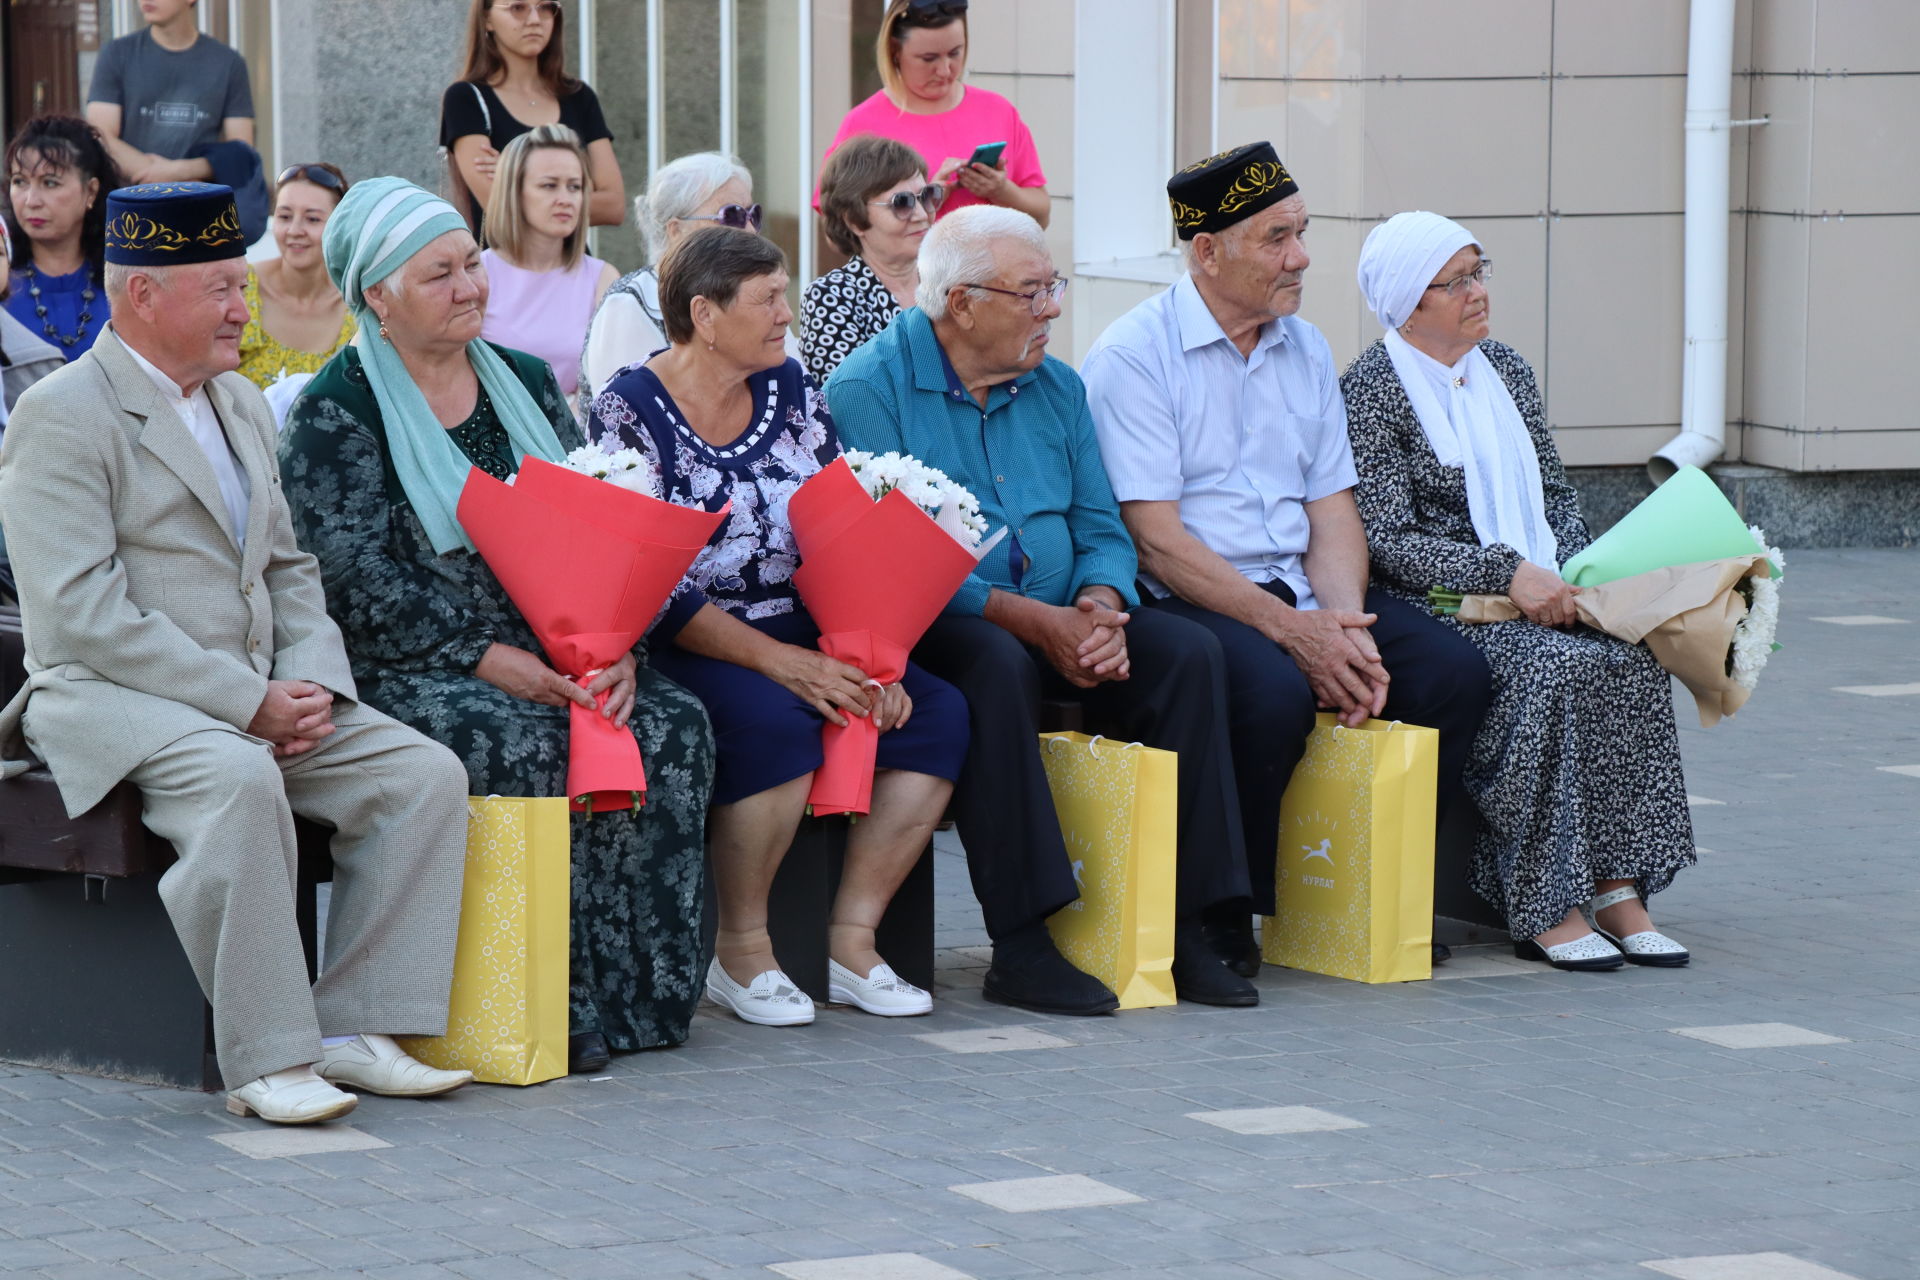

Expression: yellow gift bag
xmin=1261 ymin=715 xmax=1438 ymax=984
xmin=1040 ymin=733 xmax=1177 ymax=1009
xmin=399 ymin=796 xmax=570 ymax=1085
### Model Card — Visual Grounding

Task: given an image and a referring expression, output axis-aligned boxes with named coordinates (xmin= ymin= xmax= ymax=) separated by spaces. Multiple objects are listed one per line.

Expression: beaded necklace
xmin=24 ymin=263 xmax=97 ymax=349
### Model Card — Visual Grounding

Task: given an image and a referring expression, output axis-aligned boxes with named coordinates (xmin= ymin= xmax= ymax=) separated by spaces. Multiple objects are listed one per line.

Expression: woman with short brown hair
xmin=802 ymin=134 xmax=943 ymax=379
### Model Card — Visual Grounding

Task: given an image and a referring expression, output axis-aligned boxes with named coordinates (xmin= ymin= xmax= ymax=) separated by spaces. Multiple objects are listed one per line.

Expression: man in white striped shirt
xmin=1082 ymin=144 xmax=1492 ymax=976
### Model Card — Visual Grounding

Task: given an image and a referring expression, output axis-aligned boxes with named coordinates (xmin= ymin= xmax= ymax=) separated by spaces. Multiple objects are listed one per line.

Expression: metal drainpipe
xmin=1651 ymin=0 xmax=1737 ymax=483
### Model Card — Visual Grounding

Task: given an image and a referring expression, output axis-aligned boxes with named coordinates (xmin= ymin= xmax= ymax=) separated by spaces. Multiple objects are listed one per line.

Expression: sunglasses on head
xmin=685 ymin=203 xmax=764 ymax=232
xmin=277 ymin=163 xmax=345 ymax=192
xmin=869 ymin=184 xmax=945 ymax=219
xmin=906 ymin=0 xmax=968 ymax=15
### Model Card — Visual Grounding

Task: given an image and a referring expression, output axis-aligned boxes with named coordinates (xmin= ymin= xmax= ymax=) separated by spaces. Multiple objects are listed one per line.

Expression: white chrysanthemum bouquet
xmin=1730 ymin=525 xmax=1784 ymax=691
xmin=842 ymin=449 xmax=992 ymax=549
xmin=557 ymin=443 xmax=663 ymax=497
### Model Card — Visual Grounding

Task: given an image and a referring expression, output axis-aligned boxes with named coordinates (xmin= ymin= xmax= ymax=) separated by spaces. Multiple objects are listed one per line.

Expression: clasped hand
xmin=1272 ymin=607 xmax=1388 ymax=728
xmin=475 ymin=643 xmax=639 ymax=727
xmin=936 ymin=156 xmax=1013 ymax=203
xmin=247 ymin=680 xmax=336 ymax=758
xmin=1038 ymin=596 xmax=1130 ymax=689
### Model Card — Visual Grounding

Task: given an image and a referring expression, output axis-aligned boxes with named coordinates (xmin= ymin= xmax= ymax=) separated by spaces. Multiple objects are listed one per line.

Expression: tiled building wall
xmin=963 ymin=0 xmax=1077 ymax=354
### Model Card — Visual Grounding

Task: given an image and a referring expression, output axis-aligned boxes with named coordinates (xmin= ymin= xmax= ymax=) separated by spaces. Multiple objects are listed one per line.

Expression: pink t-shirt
xmin=480 ymin=249 xmax=605 ymax=398
xmin=816 ymin=85 xmax=1046 ymax=218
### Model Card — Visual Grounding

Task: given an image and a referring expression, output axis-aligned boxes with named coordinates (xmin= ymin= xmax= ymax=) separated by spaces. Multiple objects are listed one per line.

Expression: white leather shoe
xmin=1587 ymin=886 xmax=1691 ymax=967
xmin=1513 ymin=931 xmax=1624 ymax=971
xmin=828 ymin=959 xmax=932 ymax=1017
xmin=226 ymin=1066 xmax=358 ymax=1125
xmin=317 ymin=1034 xmax=473 ymax=1098
xmin=705 ymin=958 xmax=815 ymax=1026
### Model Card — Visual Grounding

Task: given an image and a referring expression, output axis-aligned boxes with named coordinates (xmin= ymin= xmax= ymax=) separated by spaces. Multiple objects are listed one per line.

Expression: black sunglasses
xmin=905 ymin=0 xmax=968 ymax=18
xmin=685 ymin=202 xmax=764 ymax=232
xmin=277 ymin=163 xmax=345 ymax=192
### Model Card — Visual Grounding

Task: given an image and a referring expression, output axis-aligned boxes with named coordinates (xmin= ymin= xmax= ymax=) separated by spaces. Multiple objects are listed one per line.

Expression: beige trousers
xmin=127 ymin=701 xmax=469 ymax=1087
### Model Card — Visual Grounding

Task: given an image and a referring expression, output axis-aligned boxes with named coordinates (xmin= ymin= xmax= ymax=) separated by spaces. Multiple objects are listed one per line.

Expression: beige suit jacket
xmin=0 ymin=328 xmax=356 ymax=816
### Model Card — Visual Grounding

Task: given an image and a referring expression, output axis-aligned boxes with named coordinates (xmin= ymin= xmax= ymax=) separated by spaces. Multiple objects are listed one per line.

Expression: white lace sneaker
xmin=226 ymin=1065 xmax=358 ymax=1125
xmin=827 ymin=959 xmax=933 ymax=1017
xmin=317 ymin=1034 xmax=473 ymax=1098
xmin=705 ymin=958 xmax=816 ymax=1026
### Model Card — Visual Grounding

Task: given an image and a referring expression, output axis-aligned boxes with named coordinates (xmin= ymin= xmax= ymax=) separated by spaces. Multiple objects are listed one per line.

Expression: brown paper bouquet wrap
xmin=1452 ymin=553 xmax=1775 ymax=727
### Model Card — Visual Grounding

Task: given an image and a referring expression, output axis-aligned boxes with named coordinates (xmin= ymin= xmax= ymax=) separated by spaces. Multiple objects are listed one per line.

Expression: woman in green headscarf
xmin=280 ymin=178 xmax=716 ymax=1073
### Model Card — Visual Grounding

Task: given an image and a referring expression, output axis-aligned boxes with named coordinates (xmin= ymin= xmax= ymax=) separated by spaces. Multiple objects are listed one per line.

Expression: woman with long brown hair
xmin=439 ymin=0 xmax=625 ymax=236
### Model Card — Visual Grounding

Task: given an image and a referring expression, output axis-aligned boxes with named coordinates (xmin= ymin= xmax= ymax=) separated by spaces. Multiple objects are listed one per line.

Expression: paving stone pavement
xmin=2 ymin=549 xmax=1916 ymax=1280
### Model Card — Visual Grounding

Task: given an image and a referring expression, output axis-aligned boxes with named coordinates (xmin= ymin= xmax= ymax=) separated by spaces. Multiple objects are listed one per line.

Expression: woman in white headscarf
xmin=279 ymin=177 xmax=716 ymax=1073
xmin=1343 ymin=211 xmax=1695 ymax=973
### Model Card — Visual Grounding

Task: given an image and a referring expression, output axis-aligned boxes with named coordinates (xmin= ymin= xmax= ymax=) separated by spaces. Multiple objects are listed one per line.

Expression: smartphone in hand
xmin=966 ymin=140 xmax=1008 ymax=170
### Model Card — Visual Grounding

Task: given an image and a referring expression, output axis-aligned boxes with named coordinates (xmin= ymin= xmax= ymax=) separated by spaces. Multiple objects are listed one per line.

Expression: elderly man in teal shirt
xmin=826 ymin=206 xmax=1255 ymax=1016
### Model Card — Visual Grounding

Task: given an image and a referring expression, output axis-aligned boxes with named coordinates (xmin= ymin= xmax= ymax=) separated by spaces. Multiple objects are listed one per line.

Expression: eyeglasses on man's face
xmin=1427 ymin=258 xmax=1492 ymax=297
xmin=869 ymin=184 xmax=945 ymax=220
xmin=684 ymin=203 xmax=764 ymax=233
xmin=492 ymin=1 xmax=560 ymax=23
xmin=965 ymin=275 xmax=1069 ymax=316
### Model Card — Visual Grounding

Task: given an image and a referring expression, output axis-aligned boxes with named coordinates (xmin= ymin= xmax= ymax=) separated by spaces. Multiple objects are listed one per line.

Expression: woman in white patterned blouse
xmin=802 ymin=134 xmax=944 ymax=380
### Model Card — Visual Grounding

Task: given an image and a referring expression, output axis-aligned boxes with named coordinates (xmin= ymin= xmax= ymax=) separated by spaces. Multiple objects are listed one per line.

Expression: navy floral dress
xmin=587 ymin=357 xmax=968 ymax=806
xmin=1341 ymin=338 xmax=1695 ymax=941
xmin=281 ymin=343 xmax=716 ymax=1051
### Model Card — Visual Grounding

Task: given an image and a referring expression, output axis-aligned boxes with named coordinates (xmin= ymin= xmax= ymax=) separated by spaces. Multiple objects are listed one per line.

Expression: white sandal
xmin=1586 ymin=886 xmax=1691 ymax=967
xmin=705 ymin=958 xmax=816 ymax=1026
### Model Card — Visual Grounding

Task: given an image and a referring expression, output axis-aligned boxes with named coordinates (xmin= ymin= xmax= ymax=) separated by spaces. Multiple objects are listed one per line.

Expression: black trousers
xmin=1150 ymin=586 xmax=1493 ymax=915
xmin=913 ymin=609 xmax=1251 ymax=942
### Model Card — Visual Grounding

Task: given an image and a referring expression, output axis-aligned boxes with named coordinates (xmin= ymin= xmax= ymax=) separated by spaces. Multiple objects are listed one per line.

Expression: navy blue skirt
xmin=651 ymin=609 xmax=970 ymax=806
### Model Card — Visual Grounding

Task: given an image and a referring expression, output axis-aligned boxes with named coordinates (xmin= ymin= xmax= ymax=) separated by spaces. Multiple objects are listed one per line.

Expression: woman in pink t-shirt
xmin=818 ymin=0 xmax=1050 ymax=227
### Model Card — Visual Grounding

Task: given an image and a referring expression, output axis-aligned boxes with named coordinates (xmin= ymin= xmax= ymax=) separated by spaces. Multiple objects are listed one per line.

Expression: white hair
xmin=915 ymin=205 xmax=1047 ymax=320
xmin=639 ymin=151 xmax=753 ymax=265
xmin=103 ymin=260 xmax=181 ymax=300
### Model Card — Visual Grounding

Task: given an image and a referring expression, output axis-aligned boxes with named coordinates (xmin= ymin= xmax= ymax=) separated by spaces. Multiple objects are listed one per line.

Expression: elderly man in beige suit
xmin=0 ymin=182 xmax=472 ymax=1125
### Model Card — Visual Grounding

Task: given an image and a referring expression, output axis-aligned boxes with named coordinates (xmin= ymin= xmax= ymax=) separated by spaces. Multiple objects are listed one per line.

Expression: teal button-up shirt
xmin=825 ymin=308 xmax=1140 ymax=616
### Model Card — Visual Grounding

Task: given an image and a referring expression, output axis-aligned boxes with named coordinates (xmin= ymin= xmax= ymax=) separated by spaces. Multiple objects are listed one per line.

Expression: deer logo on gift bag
xmin=1262 ymin=717 xmax=1439 ymax=984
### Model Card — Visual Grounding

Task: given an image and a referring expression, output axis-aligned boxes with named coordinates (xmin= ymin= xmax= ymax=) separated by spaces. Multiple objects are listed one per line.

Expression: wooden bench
xmin=0 ymin=606 xmax=337 ymax=1091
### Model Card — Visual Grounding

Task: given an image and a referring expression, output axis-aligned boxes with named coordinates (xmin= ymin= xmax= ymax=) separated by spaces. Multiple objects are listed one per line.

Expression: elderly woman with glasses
xmin=280 ymin=177 xmax=717 ymax=1075
xmin=802 ymin=134 xmax=943 ymax=379
xmin=1343 ymin=210 xmax=1695 ymax=974
xmin=238 ymin=163 xmax=355 ymax=394
xmin=578 ymin=150 xmax=800 ymax=399
xmin=587 ymin=225 xmax=968 ymax=1028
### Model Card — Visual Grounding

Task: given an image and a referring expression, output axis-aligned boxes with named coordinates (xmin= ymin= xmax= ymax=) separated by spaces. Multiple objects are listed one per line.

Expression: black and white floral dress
xmin=799 ymin=256 xmax=901 ymax=381
xmin=1341 ymin=338 xmax=1695 ymax=940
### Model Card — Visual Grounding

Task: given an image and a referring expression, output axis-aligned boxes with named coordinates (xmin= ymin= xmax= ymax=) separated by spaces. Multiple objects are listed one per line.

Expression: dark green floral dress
xmin=280 ymin=342 xmax=716 ymax=1051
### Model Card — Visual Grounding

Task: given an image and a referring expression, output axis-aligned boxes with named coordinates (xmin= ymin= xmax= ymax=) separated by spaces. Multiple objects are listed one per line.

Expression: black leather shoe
xmin=1173 ymin=929 xmax=1259 ymax=1007
xmin=983 ymin=935 xmax=1118 ymax=1016
xmin=568 ymin=1032 xmax=611 ymax=1074
xmin=1201 ymin=918 xmax=1262 ymax=979
xmin=1432 ymin=941 xmax=1453 ymax=965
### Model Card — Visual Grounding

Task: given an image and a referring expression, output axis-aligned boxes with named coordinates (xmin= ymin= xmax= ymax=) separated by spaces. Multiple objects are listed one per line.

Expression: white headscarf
xmin=1356 ymin=212 xmax=1557 ymax=569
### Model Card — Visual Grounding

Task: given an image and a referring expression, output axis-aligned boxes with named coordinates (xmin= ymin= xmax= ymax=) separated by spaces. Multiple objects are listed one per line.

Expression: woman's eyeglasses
xmin=1426 ymin=258 xmax=1492 ymax=297
xmin=685 ymin=203 xmax=764 ymax=232
xmin=276 ymin=164 xmax=346 ymax=192
xmin=491 ymin=1 xmax=561 ymax=22
xmin=868 ymin=185 xmax=945 ymax=220
xmin=964 ymin=275 xmax=1069 ymax=316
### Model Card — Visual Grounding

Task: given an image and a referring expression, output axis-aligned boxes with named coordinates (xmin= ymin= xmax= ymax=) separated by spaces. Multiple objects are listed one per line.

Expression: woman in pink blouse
xmin=818 ymin=0 xmax=1050 ymax=227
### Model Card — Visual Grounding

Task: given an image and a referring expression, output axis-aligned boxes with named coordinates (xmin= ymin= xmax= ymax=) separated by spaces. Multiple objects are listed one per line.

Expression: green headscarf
xmin=322 ymin=176 xmax=565 ymax=554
